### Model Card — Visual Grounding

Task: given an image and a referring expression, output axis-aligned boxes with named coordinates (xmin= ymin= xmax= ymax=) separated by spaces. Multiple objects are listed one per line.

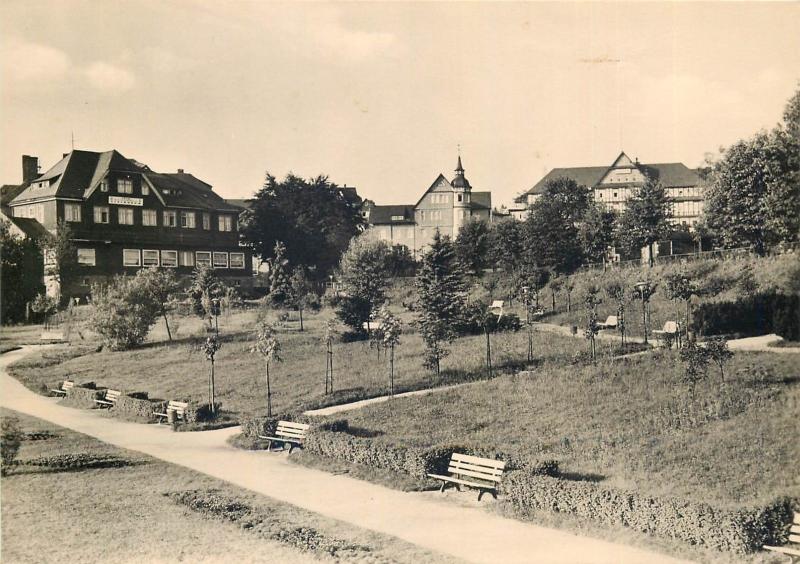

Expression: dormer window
xmin=100 ymin=180 xmax=108 ymax=192
xmin=118 ymin=178 xmax=133 ymax=194
xmin=142 ymin=183 xmax=149 ymax=196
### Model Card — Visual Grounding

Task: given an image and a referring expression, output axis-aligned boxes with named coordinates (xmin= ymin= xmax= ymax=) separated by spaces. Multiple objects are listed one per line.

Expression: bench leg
xmin=477 ymin=489 xmax=497 ymax=502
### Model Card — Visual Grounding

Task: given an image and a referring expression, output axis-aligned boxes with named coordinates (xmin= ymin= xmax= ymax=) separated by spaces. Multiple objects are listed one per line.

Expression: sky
xmin=2 ymin=1 xmax=799 ymax=208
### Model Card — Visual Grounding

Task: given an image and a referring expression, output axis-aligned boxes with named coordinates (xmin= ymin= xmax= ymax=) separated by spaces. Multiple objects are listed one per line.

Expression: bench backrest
xmin=63 ymin=380 xmax=75 ymax=391
xmin=167 ymin=400 xmax=189 ymax=416
xmin=276 ymin=420 xmax=310 ymax=441
xmin=490 ymin=300 xmax=504 ymax=310
xmin=448 ymin=453 xmax=506 ymax=484
xmin=104 ymin=389 xmax=122 ymax=402
xmin=788 ymin=512 xmax=800 ymax=544
xmin=604 ymin=316 xmax=618 ymax=325
xmin=662 ymin=321 xmax=678 ymax=333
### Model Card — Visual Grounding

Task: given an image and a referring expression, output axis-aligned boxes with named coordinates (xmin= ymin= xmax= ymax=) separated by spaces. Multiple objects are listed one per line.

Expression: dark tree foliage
xmin=40 ymin=220 xmax=78 ymax=302
xmin=523 ymin=177 xmax=590 ymax=274
xmin=455 ymin=218 xmax=490 ymax=273
xmin=416 ymin=231 xmax=468 ymax=374
xmin=242 ymin=173 xmax=364 ymax=279
xmin=578 ymin=202 xmax=616 ymax=264
xmin=488 ymin=218 xmax=524 ymax=272
xmin=616 ymin=177 xmax=672 ymax=266
xmin=0 ymin=221 xmax=44 ymax=323
xmin=335 ymin=235 xmax=392 ymax=335
xmin=267 ymin=241 xmax=292 ymax=308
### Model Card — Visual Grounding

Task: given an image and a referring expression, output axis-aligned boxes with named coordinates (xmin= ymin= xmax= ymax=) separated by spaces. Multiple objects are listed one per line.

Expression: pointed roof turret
xmin=452 ymin=154 xmax=471 ymax=190
xmin=456 ymin=155 xmax=464 ymax=173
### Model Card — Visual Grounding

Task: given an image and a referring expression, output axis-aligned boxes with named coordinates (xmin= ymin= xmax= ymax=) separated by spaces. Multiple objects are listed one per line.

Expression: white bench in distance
xmin=597 ymin=315 xmax=618 ymax=330
xmin=489 ymin=300 xmax=504 ymax=319
xmin=258 ymin=421 xmax=310 ymax=453
xmin=764 ymin=511 xmax=800 ymax=564
xmin=153 ymin=400 xmax=189 ymax=424
xmin=94 ymin=389 xmax=121 ymax=408
xmin=50 ymin=380 xmax=74 ymax=396
xmin=427 ymin=452 xmax=506 ymax=501
xmin=652 ymin=321 xmax=679 ymax=341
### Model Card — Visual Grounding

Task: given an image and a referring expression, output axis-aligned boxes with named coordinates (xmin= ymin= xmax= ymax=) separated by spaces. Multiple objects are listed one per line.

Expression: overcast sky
xmin=2 ymin=1 xmax=798 ymax=207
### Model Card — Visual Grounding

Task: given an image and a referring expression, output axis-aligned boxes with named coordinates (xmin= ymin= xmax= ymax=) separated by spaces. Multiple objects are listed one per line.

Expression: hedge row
xmin=113 ymin=392 xmax=166 ymax=423
xmin=21 ymin=453 xmax=138 ymax=470
xmin=693 ymin=292 xmax=800 ymax=340
xmin=57 ymin=382 xmax=103 ymax=409
xmin=502 ymin=470 xmax=797 ymax=554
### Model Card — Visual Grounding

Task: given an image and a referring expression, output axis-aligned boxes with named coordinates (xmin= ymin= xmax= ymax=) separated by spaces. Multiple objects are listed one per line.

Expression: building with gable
xmin=364 ymin=157 xmax=492 ymax=255
xmin=8 ymin=149 xmax=252 ymax=298
xmin=516 ymin=152 xmax=705 ymax=228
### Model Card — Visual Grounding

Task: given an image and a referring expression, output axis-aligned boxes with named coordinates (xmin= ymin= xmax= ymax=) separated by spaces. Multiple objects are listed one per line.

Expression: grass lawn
xmin=5 ymin=308 xmax=595 ymax=419
xmin=0 ymin=408 xmax=456 ymax=564
xmin=321 ymin=349 xmax=800 ymax=509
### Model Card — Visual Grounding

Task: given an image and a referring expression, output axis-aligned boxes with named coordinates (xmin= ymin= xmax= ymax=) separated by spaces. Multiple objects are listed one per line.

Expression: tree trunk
xmin=265 ymin=361 xmax=272 ymax=417
xmin=648 ymin=242 xmax=655 ymax=268
xmin=163 ymin=312 xmax=172 ymax=342
xmin=389 ymin=345 xmax=395 ymax=397
xmin=567 ymin=293 xmax=572 ymax=313
xmin=209 ymin=359 xmax=216 ymax=415
xmin=299 ymin=308 xmax=304 ymax=332
xmin=642 ymin=302 xmax=648 ymax=345
xmin=485 ymin=328 xmax=492 ymax=376
xmin=551 ymin=291 xmax=556 ymax=312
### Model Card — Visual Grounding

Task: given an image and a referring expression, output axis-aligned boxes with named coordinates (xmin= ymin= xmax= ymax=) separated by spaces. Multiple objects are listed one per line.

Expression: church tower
xmin=451 ymin=155 xmax=472 ymax=236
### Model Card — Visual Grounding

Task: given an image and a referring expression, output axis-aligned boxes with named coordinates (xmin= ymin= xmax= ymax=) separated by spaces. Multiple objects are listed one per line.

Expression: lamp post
xmin=522 ymin=285 xmax=533 ymax=362
xmin=634 ymin=281 xmax=655 ymax=345
xmin=211 ymin=297 xmax=221 ymax=335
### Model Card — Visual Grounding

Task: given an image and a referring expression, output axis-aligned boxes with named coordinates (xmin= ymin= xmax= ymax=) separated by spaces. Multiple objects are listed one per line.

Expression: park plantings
xmin=631 ymin=280 xmax=657 ymax=344
xmin=250 ymin=322 xmax=283 ymax=417
xmin=379 ymin=306 xmax=401 ymax=397
xmin=582 ymin=285 xmax=601 ymax=361
xmin=200 ymin=335 xmax=221 ymax=417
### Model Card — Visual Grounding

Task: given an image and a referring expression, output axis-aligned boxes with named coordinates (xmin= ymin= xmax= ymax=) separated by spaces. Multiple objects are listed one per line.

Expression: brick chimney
xmin=177 ymin=169 xmax=184 ymax=174
xmin=22 ymin=155 xmax=39 ymax=183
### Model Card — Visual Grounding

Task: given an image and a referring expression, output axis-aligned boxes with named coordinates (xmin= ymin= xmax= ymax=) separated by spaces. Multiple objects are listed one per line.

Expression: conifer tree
xmin=416 ymin=231 xmax=468 ymax=375
xmin=268 ymin=241 xmax=292 ymax=307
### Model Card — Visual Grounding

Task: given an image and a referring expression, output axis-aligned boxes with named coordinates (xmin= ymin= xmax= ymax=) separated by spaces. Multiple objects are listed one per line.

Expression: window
xmin=94 ymin=206 xmax=110 ymax=224
xmin=65 ymin=203 xmax=81 ymax=222
xmin=100 ymin=180 xmax=108 ymax=192
xmin=142 ymin=183 xmax=149 ymax=196
xmin=123 ymin=249 xmax=141 ymax=267
xmin=117 ymin=178 xmax=133 ymax=194
xmin=202 ymin=213 xmax=211 ymax=230
xmin=163 ymin=210 xmax=177 ymax=227
xmin=196 ymin=251 xmax=212 ymax=267
xmin=229 ymin=252 xmax=245 ymax=269
xmin=142 ymin=249 xmax=159 ymax=267
xmin=77 ymin=248 xmax=96 ymax=266
xmin=613 ymin=192 xmax=618 ymax=198
xmin=213 ymin=252 xmax=228 ymax=268
xmin=218 ymin=215 xmax=234 ymax=232
xmin=160 ymin=250 xmax=178 ymax=268
xmin=457 ymin=194 xmax=463 ymax=202
xmin=142 ymin=209 xmax=157 ymax=226
xmin=391 ymin=215 xmax=404 ymax=221
xmin=180 ymin=251 xmax=195 ymax=267
xmin=181 ymin=211 xmax=196 ymax=228
xmin=118 ymin=207 xmax=134 ymax=225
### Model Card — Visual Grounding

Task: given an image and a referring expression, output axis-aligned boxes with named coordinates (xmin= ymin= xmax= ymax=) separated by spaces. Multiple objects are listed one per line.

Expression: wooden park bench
xmin=50 ymin=380 xmax=74 ymax=396
xmin=153 ymin=400 xmax=189 ymax=424
xmin=93 ymin=389 xmax=121 ymax=409
xmin=764 ymin=511 xmax=800 ymax=563
xmin=258 ymin=420 xmax=310 ymax=453
xmin=653 ymin=321 xmax=679 ymax=341
xmin=427 ymin=453 xmax=506 ymax=501
xmin=597 ymin=315 xmax=618 ymax=330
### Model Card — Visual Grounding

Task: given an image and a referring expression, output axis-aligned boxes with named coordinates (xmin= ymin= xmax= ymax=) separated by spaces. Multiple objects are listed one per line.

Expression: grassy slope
xmin=328 ymin=349 xmax=799 ymax=508
xmin=0 ymin=408 xmax=456 ymax=564
xmin=5 ymin=310 xmax=591 ymax=418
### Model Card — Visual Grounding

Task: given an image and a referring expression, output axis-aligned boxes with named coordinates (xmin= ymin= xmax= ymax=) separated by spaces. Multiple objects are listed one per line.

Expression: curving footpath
xmin=1 ymin=346 xmax=691 ymax=564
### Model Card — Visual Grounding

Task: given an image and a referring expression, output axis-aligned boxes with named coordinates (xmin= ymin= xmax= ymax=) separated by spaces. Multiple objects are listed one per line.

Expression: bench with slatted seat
xmin=258 ymin=421 xmax=310 ymax=453
xmin=153 ymin=400 xmax=189 ymax=424
xmin=489 ymin=300 xmax=504 ymax=319
xmin=93 ymin=389 xmax=121 ymax=408
xmin=764 ymin=512 xmax=800 ymax=564
xmin=50 ymin=380 xmax=74 ymax=396
xmin=427 ymin=453 xmax=506 ymax=501
xmin=597 ymin=315 xmax=618 ymax=330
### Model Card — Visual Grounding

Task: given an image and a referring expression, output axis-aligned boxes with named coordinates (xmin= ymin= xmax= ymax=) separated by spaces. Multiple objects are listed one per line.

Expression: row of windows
xmin=98 ymin=178 xmax=148 ymax=196
xmin=121 ymin=249 xmax=246 ymax=269
xmin=64 ymin=203 xmax=235 ymax=231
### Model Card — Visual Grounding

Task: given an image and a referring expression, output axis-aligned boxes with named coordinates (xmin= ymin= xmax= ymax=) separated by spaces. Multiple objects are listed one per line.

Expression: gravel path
xmin=1 ymin=346 xmax=690 ymax=564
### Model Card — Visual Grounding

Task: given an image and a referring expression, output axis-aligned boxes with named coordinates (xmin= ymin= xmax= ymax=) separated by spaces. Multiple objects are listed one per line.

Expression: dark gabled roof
xmin=10 ymin=149 xmax=241 ymax=214
xmin=414 ymin=174 xmax=451 ymax=208
xmin=224 ymin=199 xmax=252 ymax=210
xmin=3 ymin=215 xmax=50 ymax=239
xmin=368 ymin=204 xmax=415 ymax=225
xmin=470 ymin=191 xmax=491 ymax=210
xmin=1 ymin=184 xmax=27 ymax=207
xmin=520 ymin=159 xmax=702 ymax=201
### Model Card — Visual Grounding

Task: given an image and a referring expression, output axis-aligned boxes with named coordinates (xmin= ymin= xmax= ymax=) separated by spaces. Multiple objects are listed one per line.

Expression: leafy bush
xmin=461 ymin=312 xmax=522 ymax=335
xmin=1 ymin=417 xmax=24 ymax=474
xmin=89 ymin=276 xmax=161 ymax=350
xmin=111 ymin=392 xmax=165 ymax=423
xmin=502 ymin=471 xmax=796 ymax=554
xmin=692 ymin=292 xmax=799 ymax=339
xmin=185 ymin=402 xmax=223 ymax=423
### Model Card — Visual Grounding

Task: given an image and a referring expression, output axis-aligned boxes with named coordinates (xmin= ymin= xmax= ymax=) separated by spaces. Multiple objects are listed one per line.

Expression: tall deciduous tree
xmin=242 ymin=173 xmax=364 ymax=278
xmin=136 ymin=267 xmax=181 ymax=341
xmin=523 ymin=177 xmax=590 ymax=274
xmin=578 ymin=203 xmax=616 ymax=266
xmin=191 ymin=265 xmax=221 ymax=329
xmin=455 ymin=218 xmax=490 ymax=273
xmin=416 ymin=230 xmax=468 ymax=374
xmin=40 ymin=220 xmax=78 ymax=302
xmin=335 ymin=233 xmax=391 ymax=335
xmin=379 ymin=306 xmax=401 ymax=397
xmin=488 ymin=218 xmax=524 ymax=272
xmin=0 ymin=221 xmax=44 ymax=323
xmin=616 ymin=177 xmax=672 ymax=267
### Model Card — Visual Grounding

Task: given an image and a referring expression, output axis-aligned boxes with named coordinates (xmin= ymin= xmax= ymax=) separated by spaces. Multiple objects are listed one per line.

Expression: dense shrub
xmin=184 ymin=402 xmax=223 ymax=423
xmin=1 ymin=417 xmax=24 ymax=474
xmin=692 ymin=292 xmax=800 ymax=340
xmin=89 ymin=276 xmax=161 ymax=350
xmin=502 ymin=471 xmax=797 ymax=554
xmin=58 ymin=382 xmax=104 ymax=409
xmin=111 ymin=392 xmax=165 ymax=423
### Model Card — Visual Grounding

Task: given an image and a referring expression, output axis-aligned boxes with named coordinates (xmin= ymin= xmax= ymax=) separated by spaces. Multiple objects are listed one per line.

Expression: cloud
xmin=84 ymin=61 xmax=136 ymax=93
xmin=2 ymin=38 xmax=70 ymax=82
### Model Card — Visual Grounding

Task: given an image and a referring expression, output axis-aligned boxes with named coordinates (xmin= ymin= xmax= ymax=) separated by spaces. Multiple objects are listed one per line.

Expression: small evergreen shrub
xmin=1 ymin=417 xmax=24 ymax=474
